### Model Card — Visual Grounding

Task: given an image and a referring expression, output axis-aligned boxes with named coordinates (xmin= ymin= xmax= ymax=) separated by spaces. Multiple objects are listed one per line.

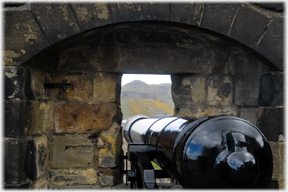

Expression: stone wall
xmin=4 ymin=68 xmax=123 ymax=189
xmin=171 ymin=52 xmax=284 ymax=188
xmin=3 ymin=2 xmax=284 ymax=189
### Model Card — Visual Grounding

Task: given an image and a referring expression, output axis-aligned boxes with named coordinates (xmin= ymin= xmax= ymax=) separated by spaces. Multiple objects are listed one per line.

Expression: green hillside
xmin=121 ymin=80 xmax=174 ymax=119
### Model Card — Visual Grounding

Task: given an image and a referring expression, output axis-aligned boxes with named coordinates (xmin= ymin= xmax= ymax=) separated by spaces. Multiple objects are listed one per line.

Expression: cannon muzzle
xmin=123 ymin=115 xmax=273 ymax=189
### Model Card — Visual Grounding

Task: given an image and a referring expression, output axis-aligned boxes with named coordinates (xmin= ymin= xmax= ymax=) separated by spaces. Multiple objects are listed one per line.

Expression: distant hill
xmin=121 ymin=80 xmax=174 ymax=119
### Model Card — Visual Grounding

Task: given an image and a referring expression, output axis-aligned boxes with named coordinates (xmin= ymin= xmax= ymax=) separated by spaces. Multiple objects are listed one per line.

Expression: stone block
xmin=98 ymin=167 xmax=122 ymax=186
xmin=57 ymin=45 xmax=95 ymax=72
xmin=26 ymin=136 xmax=48 ymax=180
xmin=98 ymin=132 xmax=122 ymax=168
xmin=30 ymin=177 xmax=48 ymax=189
xmin=4 ymin=67 xmax=44 ymax=100
xmin=52 ymin=72 xmax=93 ymax=103
xmin=93 ymin=73 xmax=122 ymax=103
xmin=4 ymin=8 xmax=50 ymax=65
xmin=239 ymin=107 xmax=258 ymax=126
xmin=170 ymin=3 xmax=203 ymax=26
xmin=4 ymin=100 xmax=26 ymax=137
xmin=171 ymin=74 xmax=206 ymax=106
xmin=229 ymin=4 xmax=270 ymax=48
xmin=257 ymin=107 xmax=284 ymax=141
xmin=175 ymin=105 xmax=238 ymax=119
xmin=119 ymin=45 xmax=202 ymax=74
xmin=229 ymin=52 xmax=277 ymax=74
xmin=200 ymin=3 xmax=239 ymax=35
xmin=198 ymin=47 xmax=229 ymax=74
xmin=50 ymin=135 xmax=94 ymax=169
xmin=109 ymin=3 xmax=170 ymax=23
xmin=258 ymin=72 xmax=283 ymax=106
xmin=70 ymin=3 xmax=112 ymax=32
xmin=235 ymin=74 xmax=260 ymax=106
xmin=214 ymin=37 xmax=250 ymax=55
xmin=57 ymin=44 xmax=205 ymax=74
xmin=31 ymin=3 xmax=79 ymax=44
xmin=49 ymin=168 xmax=98 ymax=186
xmin=4 ymin=138 xmax=27 ymax=184
xmin=269 ymin=142 xmax=285 ymax=181
xmin=256 ymin=16 xmax=284 ymax=71
xmin=54 ymin=103 xmax=120 ymax=134
xmin=206 ymin=75 xmax=233 ymax=106
xmin=38 ymin=100 xmax=53 ymax=134
xmin=24 ymin=100 xmax=53 ymax=136
xmin=24 ymin=101 xmax=39 ymax=135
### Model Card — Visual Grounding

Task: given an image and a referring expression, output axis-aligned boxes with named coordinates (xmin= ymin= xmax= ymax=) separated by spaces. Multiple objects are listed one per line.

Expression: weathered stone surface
xmin=229 ymin=4 xmax=270 ymax=48
xmin=38 ymin=100 xmax=53 ymax=134
xmin=170 ymin=3 xmax=203 ymax=26
xmin=174 ymin=106 xmax=238 ymax=119
xmin=171 ymin=74 xmax=206 ymax=106
xmin=54 ymin=103 xmax=120 ymax=134
xmin=4 ymin=182 xmax=30 ymax=189
xmin=229 ymin=52 xmax=277 ymax=74
xmin=4 ymin=8 xmax=50 ymax=65
xmin=256 ymin=16 xmax=284 ymax=70
xmin=239 ymin=107 xmax=258 ymax=126
xmin=24 ymin=101 xmax=39 ymax=135
xmin=200 ymin=3 xmax=239 ymax=35
xmin=57 ymin=45 xmax=203 ymax=74
xmin=214 ymin=37 xmax=250 ymax=55
xmin=98 ymin=167 xmax=122 ymax=186
xmin=206 ymin=75 xmax=233 ymax=106
xmin=258 ymin=72 xmax=283 ymax=106
xmin=31 ymin=3 xmax=79 ymax=44
xmin=257 ymin=107 xmax=284 ymax=141
xmin=4 ymin=138 xmax=27 ymax=184
xmin=49 ymin=168 xmax=98 ymax=186
xmin=98 ymin=132 xmax=122 ymax=168
xmin=4 ymin=67 xmax=44 ymax=100
xmin=53 ymin=72 xmax=93 ymax=103
xmin=235 ymin=74 xmax=260 ymax=106
xmin=93 ymin=72 xmax=122 ymax=103
xmin=105 ymin=122 xmax=122 ymax=134
xmin=110 ymin=3 xmax=170 ymax=23
xmin=198 ymin=47 xmax=229 ymax=74
xmin=30 ymin=177 xmax=48 ymax=189
xmin=269 ymin=142 xmax=285 ymax=181
xmin=25 ymin=100 xmax=53 ymax=136
xmin=26 ymin=136 xmax=48 ymax=180
xmin=5 ymin=100 xmax=25 ymax=137
xmin=70 ymin=3 xmax=112 ymax=32
xmin=50 ymin=135 xmax=94 ymax=169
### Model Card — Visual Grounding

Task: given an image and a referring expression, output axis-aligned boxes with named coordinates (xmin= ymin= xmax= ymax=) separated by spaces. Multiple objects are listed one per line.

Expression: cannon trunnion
xmin=123 ymin=115 xmax=273 ymax=189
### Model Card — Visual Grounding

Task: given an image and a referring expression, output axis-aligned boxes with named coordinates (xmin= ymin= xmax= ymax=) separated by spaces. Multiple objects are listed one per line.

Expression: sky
xmin=121 ymin=74 xmax=171 ymax=86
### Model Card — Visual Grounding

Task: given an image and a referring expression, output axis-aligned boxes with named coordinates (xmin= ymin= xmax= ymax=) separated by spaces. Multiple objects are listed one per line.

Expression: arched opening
xmin=5 ymin=20 xmax=283 ymax=189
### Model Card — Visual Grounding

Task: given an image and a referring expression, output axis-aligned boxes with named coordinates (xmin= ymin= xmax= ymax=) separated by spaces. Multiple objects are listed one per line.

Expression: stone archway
xmin=4 ymin=2 xmax=284 ymax=189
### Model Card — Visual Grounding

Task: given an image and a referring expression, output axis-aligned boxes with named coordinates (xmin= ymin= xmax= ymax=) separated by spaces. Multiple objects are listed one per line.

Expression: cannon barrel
xmin=123 ymin=115 xmax=273 ymax=188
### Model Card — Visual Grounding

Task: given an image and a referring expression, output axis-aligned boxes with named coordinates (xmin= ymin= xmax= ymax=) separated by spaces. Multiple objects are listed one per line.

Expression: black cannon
xmin=123 ymin=115 xmax=273 ymax=189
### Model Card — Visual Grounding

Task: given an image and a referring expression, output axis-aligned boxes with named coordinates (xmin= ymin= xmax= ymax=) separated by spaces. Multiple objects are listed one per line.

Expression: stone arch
xmin=4 ymin=2 xmax=284 ymax=189
xmin=4 ymin=2 xmax=284 ymax=70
